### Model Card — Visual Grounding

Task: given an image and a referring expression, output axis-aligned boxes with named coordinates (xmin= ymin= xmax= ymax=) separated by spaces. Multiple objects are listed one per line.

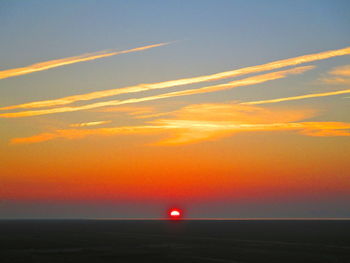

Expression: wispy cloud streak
xmin=11 ymin=121 xmax=350 ymax=145
xmin=243 ymin=89 xmax=350 ymax=105
xmin=11 ymin=126 xmax=161 ymax=144
xmin=69 ymin=120 xmax=111 ymax=128
xmin=0 ymin=43 xmax=168 ymax=80
xmin=244 ymin=63 xmax=350 ymax=105
xmin=329 ymin=65 xmax=350 ymax=77
xmin=2 ymin=46 xmax=349 ymax=111
xmin=0 ymin=66 xmax=313 ymax=118
xmin=153 ymin=121 xmax=350 ymax=144
xmin=11 ymin=103 xmax=350 ymax=145
xmin=321 ymin=64 xmax=350 ymax=85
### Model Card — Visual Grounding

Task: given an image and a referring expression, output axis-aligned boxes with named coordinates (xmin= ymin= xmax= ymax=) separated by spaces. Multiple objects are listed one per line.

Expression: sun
xmin=169 ymin=209 xmax=182 ymax=219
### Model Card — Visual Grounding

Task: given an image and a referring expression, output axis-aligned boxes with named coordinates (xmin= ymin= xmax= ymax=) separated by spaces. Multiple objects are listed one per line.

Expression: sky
xmin=0 ymin=0 xmax=350 ymax=219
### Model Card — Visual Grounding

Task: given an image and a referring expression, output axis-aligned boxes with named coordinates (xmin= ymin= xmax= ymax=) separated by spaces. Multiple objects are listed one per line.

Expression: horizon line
xmin=1 ymin=217 xmax=350 ymax=221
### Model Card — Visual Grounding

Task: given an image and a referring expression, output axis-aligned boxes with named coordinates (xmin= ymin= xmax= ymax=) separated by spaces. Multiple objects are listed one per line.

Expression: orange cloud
xmin=329 ymin=64 xmax=350 ymax=77
xmin=69 ymin=120 xmax=111 ymax=128
xmin=242 ymin=89 xmax=350 ymax=105
xmin=0 ymin=42 xmax=168 ymax=80
xmin=11 ymin=125 xmax=161 ymax=144
xmin=0 ymin=66 xmax=313 ymax=118
xmin=2 ymin=46 xmax=349 ymax=111
xmin=151 ymin=103 xmax=350 ymax=144
xmin=96 ymin=106 xmax=155 ymax=116
xmin=11 ymin=103 xmax=350 ymax=145
xmin=298 ymin=122 xmax=350 ymax=137
xmin=153 ymin=120 xmax=350 ymax=145
xmin=164 ymin=103 xmax=315 ymax=123
xmin=242 ymin=64 xmax=350 ymax=105
xmin=320 ymin=64 xmax=350 ymax=85
xmin=322 ymin=77 xmax=350 ymax=85
xmin=150 ymin=103 xmax=317 ymax=144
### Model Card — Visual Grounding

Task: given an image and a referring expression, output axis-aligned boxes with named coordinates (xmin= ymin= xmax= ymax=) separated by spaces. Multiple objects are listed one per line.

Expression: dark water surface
xmin=1 ymin=220 xmax=350 ymax=262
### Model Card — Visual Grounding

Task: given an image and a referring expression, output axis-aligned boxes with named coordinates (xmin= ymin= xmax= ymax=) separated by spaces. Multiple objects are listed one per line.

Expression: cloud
xmin=11 ymin=103 xmax=350 ymax=145
xmin=241 ymin=64 xmax=350 ymax=105
xmin=298 ymin=122 xmax=350 ymax=137
xmin=329 ymin=64 xmax=350 ymax=77
xmin=95 ymin=106 xmax=155 ymax=116
xmin=0 ymin=66 xmax=313 ymax=118
xmin=242 ymin=89 xmax=350 ymax=105
xmin=162 ymin=103 xmax=315 ymax=123
xmin=11 ymin=125 xmax=161 ymax=144
xmin=153 ymin=120 xmax=350 ymax=145
xmin=2 ymin=46 xmax=349 ymax=111
xmin=149 ymin=103 xmax=350 ymax=144
xmin=69 ymin=120 xmax=111 ymax=128
xmin=321 ymin=64 xmax=350 ymax=85
xmin=320 ymin=77 xmax=350 ymax=85
xmin=0 ymin=42 xmax=168 ymax=80
xmin=150 ymin=103 xmax=317 ymax=144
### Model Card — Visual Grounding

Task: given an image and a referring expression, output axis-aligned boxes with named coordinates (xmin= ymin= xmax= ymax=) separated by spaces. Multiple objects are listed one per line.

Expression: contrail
xmin=2 ymin=46 xmax=349 ymax=111
xmin=0 ymin=42 xmax=169 ymax=80
xmin=0 ymin=66 xmax=312 ymax=118
xmin=243 ymin=89 xmax=350 ymax=105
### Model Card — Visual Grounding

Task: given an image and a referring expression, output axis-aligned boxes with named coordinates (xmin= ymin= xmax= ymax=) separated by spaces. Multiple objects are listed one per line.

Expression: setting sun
xmin=169 ymin=209 xmax=181 ymax=219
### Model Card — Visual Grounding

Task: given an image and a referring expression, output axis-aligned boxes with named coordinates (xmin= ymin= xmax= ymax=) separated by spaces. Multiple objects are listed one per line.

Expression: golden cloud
xmin=243 ymin=89 xmax=350 ymax=105
xmin=69 ymin=120 xmax=111 ymax=128
xmin=0 ymin=66 xmax=313 ymax=118
xmin=2 ymin=46 xmax=349 ymax=111
xmin=0 ymin=43 xmax=168 ymax=81
xmin=11 ymin=103 xmax=349 ymax=145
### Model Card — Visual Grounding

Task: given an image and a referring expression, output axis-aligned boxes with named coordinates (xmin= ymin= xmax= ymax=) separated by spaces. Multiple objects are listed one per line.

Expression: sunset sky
xmin=1 ymin=0 xmax=350 ymax=218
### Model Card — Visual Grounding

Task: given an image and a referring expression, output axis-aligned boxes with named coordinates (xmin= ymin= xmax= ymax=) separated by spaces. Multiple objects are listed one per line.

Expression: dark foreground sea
xmin=1 ymin=219 xmax=350 ymax=262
